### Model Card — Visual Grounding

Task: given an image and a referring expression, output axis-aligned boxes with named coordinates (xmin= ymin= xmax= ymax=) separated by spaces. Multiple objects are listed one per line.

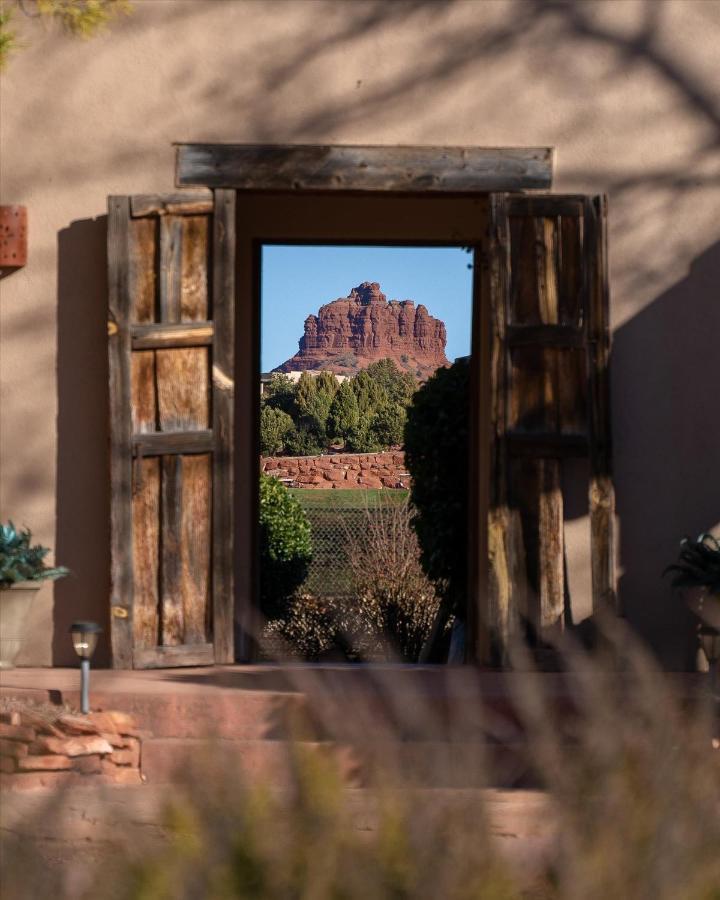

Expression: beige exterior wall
xmin=1 ymin=0 xmax=718 ymax=667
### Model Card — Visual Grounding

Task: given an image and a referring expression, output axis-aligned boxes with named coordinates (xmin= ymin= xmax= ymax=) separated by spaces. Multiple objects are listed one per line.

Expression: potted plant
xmin=663 ymin=532 xmax=720 ymax=630
xmin=0 ymin=522 xmax=68 ymax=668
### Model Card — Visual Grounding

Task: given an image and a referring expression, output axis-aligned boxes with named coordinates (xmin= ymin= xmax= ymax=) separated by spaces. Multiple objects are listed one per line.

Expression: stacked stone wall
xmin=261 ymin=451 xmax=410 ymax=490
xmin=0 ymin=708 xmax=144 ymax=790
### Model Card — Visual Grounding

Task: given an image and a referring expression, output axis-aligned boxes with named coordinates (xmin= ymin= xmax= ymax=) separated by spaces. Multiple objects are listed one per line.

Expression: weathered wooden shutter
xmin=108 ymin=190 xmax=235 ymax=668
xmin=486 ymin=194 xmax=614 ymax=660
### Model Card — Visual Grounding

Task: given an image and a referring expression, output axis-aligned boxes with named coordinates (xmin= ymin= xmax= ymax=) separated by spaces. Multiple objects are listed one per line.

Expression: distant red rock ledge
xmin=275 ymin=281 xmax=449 ymax=378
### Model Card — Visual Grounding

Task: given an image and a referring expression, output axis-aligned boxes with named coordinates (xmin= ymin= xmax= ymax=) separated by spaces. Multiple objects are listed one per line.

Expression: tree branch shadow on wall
xmin=54 ymin=217 xmax=111 ymax=667
xmin=613 ymin=239 xmax=720 ymax=669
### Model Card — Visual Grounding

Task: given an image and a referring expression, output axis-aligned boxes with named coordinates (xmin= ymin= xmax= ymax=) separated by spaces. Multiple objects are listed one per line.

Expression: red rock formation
xmin=275 ymin=282 xmax=449 ymax=378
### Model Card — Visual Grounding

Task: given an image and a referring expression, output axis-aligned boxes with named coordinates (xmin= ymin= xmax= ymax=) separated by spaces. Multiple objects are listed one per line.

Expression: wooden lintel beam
xmin=131 ymin=322 xmax=214 ymax=350
xmin=175 ymin=143 xmax=554 ymax=193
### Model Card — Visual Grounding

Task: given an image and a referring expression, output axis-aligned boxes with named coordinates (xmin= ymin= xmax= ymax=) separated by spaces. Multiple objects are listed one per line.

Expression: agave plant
xmin=663 ymin=533 xmax=720 ymax=594
xmin=0 ymin=522 xmax=69 ymax=588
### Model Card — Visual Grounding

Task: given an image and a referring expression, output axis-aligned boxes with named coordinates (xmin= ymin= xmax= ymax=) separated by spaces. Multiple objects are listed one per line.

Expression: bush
xmin=259 ymin=475 xmax=313 ymax=620
xmin=260 ymin=406 xmax=295 ymax=456
xmin=0 ymin=522 xmax=68 ymax=586
xmin=404 ymin=358 xmax=470 ymax=620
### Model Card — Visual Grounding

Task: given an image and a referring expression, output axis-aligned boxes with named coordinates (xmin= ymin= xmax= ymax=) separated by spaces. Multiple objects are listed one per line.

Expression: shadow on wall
xmin=54 ymin=217 xmax=111 ymax=667
xmin=613 ymin=239 xmax=720 ymax=669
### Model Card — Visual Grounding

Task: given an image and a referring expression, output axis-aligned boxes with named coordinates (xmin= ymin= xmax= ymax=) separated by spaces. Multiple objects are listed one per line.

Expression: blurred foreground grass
xmin=2 ymin=621 xmax=719 ymax=900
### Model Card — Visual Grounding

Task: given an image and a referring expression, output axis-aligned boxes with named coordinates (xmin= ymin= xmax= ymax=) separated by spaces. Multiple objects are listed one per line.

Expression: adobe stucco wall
xmin=1 ymin=0 xmax=718 ymax=666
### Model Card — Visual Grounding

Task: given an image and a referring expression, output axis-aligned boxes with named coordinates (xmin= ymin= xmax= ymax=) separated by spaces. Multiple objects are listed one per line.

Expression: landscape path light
xmin=69 ymin=621 xmax=102 ymax=714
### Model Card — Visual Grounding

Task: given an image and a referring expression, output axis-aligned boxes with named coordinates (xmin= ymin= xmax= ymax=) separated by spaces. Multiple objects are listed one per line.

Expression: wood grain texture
xmin=132 ymin=322 xmax=213 ymax=350
xmin=107 ymin=196 xmax=134 ymax=668
xmin=129 ymin=217 xmax=157 ymax=324
xmin=132 ymin=430 xmax=213 ymax=456
xmin=133 ymin=643 xmax=214 ymax=669
xmin=131 ymin=190 xmax=213 ymax=218
xmin=586 ymin=195 xmax=617 ymax=613
xmin=161 ymin=455 xmax=184 ymax=646
xmin=159 ymin=216 xmax=183 ymax=323
xmin=180 ymin=216 xmax=209 ymax=321
xmin=130 ymin=351 xmax=157 ymax=434
xmin=156 ymin=347 xmax=209 ymax=431
xmin=132 ymin=457 xmax=160 ymax=650
xmin=211 ymin=189 xmax=236 ymax=663
xmin=176 ymin=144 xmax=554 ymax=192
xmin=180 ymin=454 xmax=211 ymax=644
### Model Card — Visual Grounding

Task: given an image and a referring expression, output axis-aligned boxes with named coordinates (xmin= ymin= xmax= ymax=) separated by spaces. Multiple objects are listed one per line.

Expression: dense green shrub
xmin=260 ymin=406 xmax=295 ymax=456
xmin=260 ymin=359 xmax=418 ymax=456
xmin=404 ymin=358 xmax=470 ymax=620
xmin=259 ymin=475 xmax=313 ymax=620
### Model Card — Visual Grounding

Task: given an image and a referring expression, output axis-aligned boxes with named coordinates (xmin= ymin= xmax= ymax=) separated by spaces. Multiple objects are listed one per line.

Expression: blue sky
xmin=260 ymin=245 xmax=474 ymax=372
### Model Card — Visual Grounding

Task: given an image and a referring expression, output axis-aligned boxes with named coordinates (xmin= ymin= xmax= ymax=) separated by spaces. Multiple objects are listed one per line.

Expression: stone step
xmin=140 ymin=737 xmax=532 ymax=788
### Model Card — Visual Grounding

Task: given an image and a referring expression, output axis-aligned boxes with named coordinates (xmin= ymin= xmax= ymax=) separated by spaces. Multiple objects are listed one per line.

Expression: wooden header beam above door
xmin=175 ymin=143 xmax=554 ymax=193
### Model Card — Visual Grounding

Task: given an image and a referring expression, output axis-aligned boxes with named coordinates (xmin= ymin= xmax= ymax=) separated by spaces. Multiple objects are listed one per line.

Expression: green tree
xmin=294 ymin=371 xmax=338 ymax=446
xmin=263 ymin=373 xmax=296 ymax=417
xmin=327 ymin=379 xmax=359 ymax=443
xmin=404 ymin=358 xmax=470 ymax=634
xmin=259 ymin=475 xmax=312 ymax=620
xmin=371 ymin=401 xmax=406 ymax=448
xmin=260 ymin=405 xmax=295 ymax=456
xmin=365 ymin=358 xmax=416 ymax=407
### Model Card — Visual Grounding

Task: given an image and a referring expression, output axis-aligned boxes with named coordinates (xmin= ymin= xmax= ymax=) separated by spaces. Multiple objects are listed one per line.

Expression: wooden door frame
xmin=174 ymin=143 xmax=555 ymax=663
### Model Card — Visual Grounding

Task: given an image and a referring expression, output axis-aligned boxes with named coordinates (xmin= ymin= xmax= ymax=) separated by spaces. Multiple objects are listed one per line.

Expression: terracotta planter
xmin=0 ymin=583 xmax=40 ymax=668
xmin=685 ymin=586 xmax=720 ymax=630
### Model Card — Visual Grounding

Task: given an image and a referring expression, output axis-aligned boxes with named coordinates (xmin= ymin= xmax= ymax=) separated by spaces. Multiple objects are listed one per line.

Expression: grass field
xmin=289 ymin=488 xmax=409 ymax=509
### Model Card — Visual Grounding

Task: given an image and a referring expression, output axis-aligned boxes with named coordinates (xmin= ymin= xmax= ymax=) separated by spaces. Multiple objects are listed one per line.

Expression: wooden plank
xmin=132 ymin=457 xmax=160 ymax=650
xmin=180 ymin=216 xmax=209 ymax=321
xmin=132 ymin=430 xmax=213 ymax=456
xmin=129 ymin=217 xmax=157 ymax=324
xmin=506 ymin=197 xmax=584 ymax=218
xmin=537 ymin=217 xmax=559 ymax=325
xmin=181 ymin=454 xmax=211 ymax=644
xmin=486 ymin=193 xmax=513 ymax=663
xmin=130 ymin=351 xmax=157 ymax=434
xmin=507 ymin=433 xmax=588 ymax=458
xmin=558 ymin=214 xmax=583 ymax=326
xmin=161 ymin=455 xmax=184 ymax=646
xmin=133 ymin=643 xmax=214 ymax=669
xmin=132 ymin=322 xmax=213 ymax=350
xmin=586 ymin=195 xmax=617 ymax=612
xmin=131 ymin=190 xmax=214 ymax=218
xmin=159 ymin=216 xmax=183 ymax=323
xmin=507 ymin=325 xmax=584 ymax=348
xmin=509 ymin=214 xmax=539 ymax=325
xmin=176 ymin=144 xmax=554 ymax=192
xmin=212 ymin=189 xmax=236 ymax=664
xmin=156 ymin=347 xmax=209 ymax=432
xmin=107 ymin=196 xmax=134 ymax=669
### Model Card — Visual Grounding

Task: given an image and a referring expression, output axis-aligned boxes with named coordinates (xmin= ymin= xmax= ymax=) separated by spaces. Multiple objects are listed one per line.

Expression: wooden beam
xmin=211 ymin=189 xmax=236 ymax=664
xmin=107 ymin=197 xmax=134 ymax=669
xmin=132 ymin=643 xmax=214 ymax=669
xmin=507 ymin=325 xmax=584 ymax=348
xmin=507 ymin=432 xmax=589 ymax=458
xmin=175 ymin=144 xmax=554 ymax=193
xmin=132 ymin=430 xmax=214 ymax=456
xmin=131 ymin=191 xmax=213 ymax=217
xmin=506 ymin=196 xmax=584 ymax=218
xmin=131 ymin=322 xmax=214 ymax=350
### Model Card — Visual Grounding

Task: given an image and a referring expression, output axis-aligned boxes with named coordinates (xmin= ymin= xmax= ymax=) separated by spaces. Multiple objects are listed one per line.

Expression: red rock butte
xmin=275 ymin=282 xmax=449 ymax=378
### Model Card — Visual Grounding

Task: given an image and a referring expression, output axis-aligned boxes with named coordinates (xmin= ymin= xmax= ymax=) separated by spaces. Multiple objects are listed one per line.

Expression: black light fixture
xmin=69 ymin=621 xmax=102 ymax=714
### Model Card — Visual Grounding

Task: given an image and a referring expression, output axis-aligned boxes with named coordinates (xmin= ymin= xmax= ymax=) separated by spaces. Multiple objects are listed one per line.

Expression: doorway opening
xmin=256 ymin=243 xmax=475 ymax=662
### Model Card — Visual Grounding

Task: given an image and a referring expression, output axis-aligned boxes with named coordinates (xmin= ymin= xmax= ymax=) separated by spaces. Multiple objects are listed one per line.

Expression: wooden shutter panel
xmin=108 ymin=190 xmax=235 ymax=668
xmin=486 ymin=194 xmax=615 ymax=660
